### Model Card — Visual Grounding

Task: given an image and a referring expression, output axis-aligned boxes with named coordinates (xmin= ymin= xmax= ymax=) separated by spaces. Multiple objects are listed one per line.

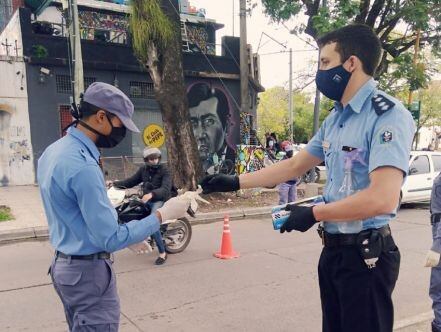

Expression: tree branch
xmin=379 ymin=15 xmax=400 ymax=42
xmin=366 ymin=0 xmax=386 ymax=27
xmin=303 ymin=0 xmax=321 ymax=39
xmin=378 ymin=0 xmax=393 ymax=30
xmin=355 ymin=0 xmax=371 ymax=23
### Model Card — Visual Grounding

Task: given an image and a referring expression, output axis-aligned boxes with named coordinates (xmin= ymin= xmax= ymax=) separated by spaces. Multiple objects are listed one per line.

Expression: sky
xmin=189 ymin=0 xmax=319 ymax=91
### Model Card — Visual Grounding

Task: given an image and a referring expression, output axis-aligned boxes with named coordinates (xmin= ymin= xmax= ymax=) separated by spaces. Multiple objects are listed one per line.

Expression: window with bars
xmin=59 ymin=105 xmax=72 ymax=137
xmin=84 ymin=77 xmax=96 ymax=89
xmin=129 ymin=81 xmax=154 ymax=99
xmin=56 ymin=75 xmax=97 ymax=94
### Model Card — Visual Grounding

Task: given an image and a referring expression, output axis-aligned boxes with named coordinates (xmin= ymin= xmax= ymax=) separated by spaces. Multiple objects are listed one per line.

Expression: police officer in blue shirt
xmin=425 ymin=173 xmax=441 ymax=332
xmin=200 ymin=24 xmax=415 ymax=332
xmin=38 ymin=82 xmax=191 ymax=331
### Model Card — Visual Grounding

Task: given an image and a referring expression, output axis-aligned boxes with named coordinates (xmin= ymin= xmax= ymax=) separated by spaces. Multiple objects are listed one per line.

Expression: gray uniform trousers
xmin=49 ymin=256 xmax=120 ymax=331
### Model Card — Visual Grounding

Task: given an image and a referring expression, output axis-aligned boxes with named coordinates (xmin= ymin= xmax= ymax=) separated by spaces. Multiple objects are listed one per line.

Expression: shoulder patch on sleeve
xmin=79 ymin=148 xmax=87 ymax=160
xmin=78 ymin=148 xmax=99 ymax=165
xmin=372 ymin=94 xmax=395 ymax=116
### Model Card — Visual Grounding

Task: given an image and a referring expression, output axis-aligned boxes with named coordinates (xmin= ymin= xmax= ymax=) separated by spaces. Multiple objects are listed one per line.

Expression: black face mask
xmin=144 ymin=158 xmax=161 ymax=169
xmin=79 ymin=114 xmax=126 ymax=148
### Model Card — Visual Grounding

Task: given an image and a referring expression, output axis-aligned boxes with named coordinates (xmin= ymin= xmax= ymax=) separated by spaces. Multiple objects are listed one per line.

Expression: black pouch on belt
xmin=356 ymin=229 xmax=384 ymax=269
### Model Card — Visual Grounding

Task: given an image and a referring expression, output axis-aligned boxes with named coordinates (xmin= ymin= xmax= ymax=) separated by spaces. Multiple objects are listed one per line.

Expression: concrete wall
xmin=0 ymin=57 xmax=33 ymax=186
xmin=0 ymin=9 xmax=23 ymax=57
xmin=25 ymin=64 xmax=163 ymax=173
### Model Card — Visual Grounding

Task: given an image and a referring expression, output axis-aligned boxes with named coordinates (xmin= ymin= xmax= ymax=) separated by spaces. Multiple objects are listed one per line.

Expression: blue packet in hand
xmin=271 ymin=195 xmax=325 ymax=230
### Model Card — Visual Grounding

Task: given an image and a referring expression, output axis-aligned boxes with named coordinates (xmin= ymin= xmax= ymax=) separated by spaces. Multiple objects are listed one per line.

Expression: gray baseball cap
xmin=83 ymin=82 xmax=140 ymax=133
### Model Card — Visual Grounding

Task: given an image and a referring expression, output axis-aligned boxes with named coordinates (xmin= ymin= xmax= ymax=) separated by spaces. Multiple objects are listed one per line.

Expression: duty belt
xmin=55 ymin=251 xmax=111 ymax=260
xmin=431 ymin=214 xmax=441 ymax=225
xmin=317 ymin=225 xmax=391 ymax=247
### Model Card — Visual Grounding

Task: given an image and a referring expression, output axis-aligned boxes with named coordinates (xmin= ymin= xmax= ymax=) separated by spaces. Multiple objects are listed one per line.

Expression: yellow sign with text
xmin=143 ymin=124 xmax=165 ymax=148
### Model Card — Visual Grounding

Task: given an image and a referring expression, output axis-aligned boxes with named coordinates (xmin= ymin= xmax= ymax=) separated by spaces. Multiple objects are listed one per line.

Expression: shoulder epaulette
xmin=372 ymin=93 xmax=395 ymax=116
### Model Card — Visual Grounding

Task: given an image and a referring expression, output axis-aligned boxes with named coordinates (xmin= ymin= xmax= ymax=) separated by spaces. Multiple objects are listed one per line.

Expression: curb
xmin=0 ymin=207 xmax=273 ymax=244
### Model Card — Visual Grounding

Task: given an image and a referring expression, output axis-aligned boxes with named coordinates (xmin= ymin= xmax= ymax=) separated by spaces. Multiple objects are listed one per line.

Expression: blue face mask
xmin=315 ymin=64 xmax=352 ymax=101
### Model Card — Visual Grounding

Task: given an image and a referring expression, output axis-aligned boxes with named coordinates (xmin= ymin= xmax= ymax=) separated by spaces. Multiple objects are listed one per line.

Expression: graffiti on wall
xmin=236 ymin=145 xmax=265 ymax=175
xmin=9 ymin=139 xmax=30 ymax=166
xmin=0 ymin=106 xmax=31 ymax=186
xmin=187 ymin=82 xmax=238 ymax=173
xmin=186 ymin=25 xmax=215 ymax=55
xmin=240 ymin=112 xmax=252 ymax=145
xmin=79 ymin=11 xmax=128 ymax=43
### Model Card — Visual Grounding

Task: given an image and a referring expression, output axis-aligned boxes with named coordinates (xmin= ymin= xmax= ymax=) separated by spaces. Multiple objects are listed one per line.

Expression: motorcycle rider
xmin=114 ymin=147 xmax=171 ymax=265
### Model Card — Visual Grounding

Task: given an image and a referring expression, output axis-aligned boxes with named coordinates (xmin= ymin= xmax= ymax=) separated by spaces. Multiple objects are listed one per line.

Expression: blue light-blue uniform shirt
xmin=306 ymin=79 xmax=416 ymax=234
xmin=37 ymin=127 xmax=160 ymax=255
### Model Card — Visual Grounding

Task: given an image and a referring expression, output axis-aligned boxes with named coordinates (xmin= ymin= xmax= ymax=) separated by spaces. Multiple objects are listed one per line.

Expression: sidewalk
xmin=0 ymin=185 xmax=277 ymax=243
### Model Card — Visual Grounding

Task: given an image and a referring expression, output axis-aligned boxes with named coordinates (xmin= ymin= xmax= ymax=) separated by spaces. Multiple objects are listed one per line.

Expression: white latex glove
xmin=157 ymin=196 xmax=192 ymax=222
xmin=128 ymin=240 xmax=152 ymax=254
xmin=179 ymin=185 xmax=210 ymax=216
xmin=424 ymin=250 xmax=441 ymax=267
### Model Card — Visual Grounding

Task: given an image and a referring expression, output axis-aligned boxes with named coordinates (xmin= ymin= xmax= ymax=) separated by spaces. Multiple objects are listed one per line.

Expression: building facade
xmin=0 ymin=0 xmax=263 ymax=185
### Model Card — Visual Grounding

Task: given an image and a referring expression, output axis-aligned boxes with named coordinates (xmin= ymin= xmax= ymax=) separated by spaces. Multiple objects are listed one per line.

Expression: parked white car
xmin=401 ymin=150 xmax=441 ymax=205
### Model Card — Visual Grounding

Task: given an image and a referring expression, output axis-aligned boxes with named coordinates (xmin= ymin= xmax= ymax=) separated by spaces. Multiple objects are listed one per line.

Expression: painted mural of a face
xmin=188 ymin=83 xmax=229 ymax=161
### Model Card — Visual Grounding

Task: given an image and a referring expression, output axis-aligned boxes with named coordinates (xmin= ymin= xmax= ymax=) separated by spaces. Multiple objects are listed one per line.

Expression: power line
xmin=281 ymin=23 xmax=318 ymax=50
xmin=259 ymin=49 xmax=316 ymax=56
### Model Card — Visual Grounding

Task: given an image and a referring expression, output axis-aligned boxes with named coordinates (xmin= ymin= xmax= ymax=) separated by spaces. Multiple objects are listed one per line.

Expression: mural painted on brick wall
xmin=236 ymin=145 xmax=265 ymax=175
xmin=187 ymin=82 xmax=239 ymax=174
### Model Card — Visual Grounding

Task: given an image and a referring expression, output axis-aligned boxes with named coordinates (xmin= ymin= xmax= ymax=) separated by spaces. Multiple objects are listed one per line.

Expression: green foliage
xmin=31 ymin=45 xmax=48 ymax=59
xmin=261 ymin=0 xmax=302 ymax=22
xmin=0 ymin=206 xmax=13 ymax=222
xmin=312 ymin=1 xmax=359 ymax=37
xmin=257 ymin=87 xmax=328 ymax=143
xmin=418 ymin=82 xmax=441 ymax=129
xmin=260 ymin=0 xmax=441 ymax=93
xmin=388 ymin=81 xmax=441 ymax=130
xmin=129 ymin=0 xmax=175 ymax=64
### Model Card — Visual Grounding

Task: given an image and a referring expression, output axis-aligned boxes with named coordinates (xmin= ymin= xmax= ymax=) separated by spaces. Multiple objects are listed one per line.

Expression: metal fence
xmin=101 ymin=156 xmax=144 ymax=181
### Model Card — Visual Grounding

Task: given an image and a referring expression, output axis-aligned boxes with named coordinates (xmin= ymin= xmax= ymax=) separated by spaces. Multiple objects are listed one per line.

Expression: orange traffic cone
xmin=214 ymin=215 xmax=240 ymax=259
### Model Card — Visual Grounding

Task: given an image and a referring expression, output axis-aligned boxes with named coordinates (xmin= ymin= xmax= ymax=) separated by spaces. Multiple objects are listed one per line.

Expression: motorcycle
xmin=298 ymin=167 xmax=321 ymax=185
xmin=107 ymin=186 xmax=205 ymax=254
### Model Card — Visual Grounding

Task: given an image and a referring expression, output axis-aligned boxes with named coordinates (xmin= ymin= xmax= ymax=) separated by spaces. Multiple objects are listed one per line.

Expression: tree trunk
xmin=147 ymin=0 xmax=202 ymax=190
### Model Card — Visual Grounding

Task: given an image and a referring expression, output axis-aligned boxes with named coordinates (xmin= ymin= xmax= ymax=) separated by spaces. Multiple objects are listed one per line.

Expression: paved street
xmin=0 ymin=205 xmax=434 ymax=332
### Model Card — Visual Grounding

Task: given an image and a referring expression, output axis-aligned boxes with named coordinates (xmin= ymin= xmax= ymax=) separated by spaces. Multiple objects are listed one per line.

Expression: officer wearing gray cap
xmin=37 ymin=82 xmax=191 ymax=331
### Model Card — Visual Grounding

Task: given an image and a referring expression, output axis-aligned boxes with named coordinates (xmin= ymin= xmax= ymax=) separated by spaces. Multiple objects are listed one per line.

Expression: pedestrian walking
xmin=113 ymin=147 xmax=171 ymax=265
xmin=278 ymin=141 xmax=298 ymax=204
xmin=425 ymin=173 xmax=441 ymax=332
xmin=37 ymin=82 xmax=191 ymax=331
xmin=200 ymin=24 xmax=415 ymax=332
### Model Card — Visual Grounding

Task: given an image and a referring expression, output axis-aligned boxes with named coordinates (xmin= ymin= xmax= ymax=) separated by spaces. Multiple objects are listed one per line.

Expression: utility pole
xmin=408 ymin=29 xmax=421 ymax=150
xmin=408 ymin=29 xmax=421 ymax=106
xmin=288 ymin=48 xmax=293 ymax=142
xmin=232 ymin=0 xmax=235 ymax=36
xmin=67 ymin=0 xmax=84 ymax=104
xmin=239 ymin=0 xmax=249 ymax=114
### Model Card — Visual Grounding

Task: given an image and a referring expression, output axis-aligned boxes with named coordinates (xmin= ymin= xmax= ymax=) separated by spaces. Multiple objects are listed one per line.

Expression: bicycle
xmin=206 ymin=151 xmax=235 ymax=175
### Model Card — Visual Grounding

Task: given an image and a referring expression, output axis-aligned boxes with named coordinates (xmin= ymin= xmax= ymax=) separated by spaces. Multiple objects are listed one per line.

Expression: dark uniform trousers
xmin=318 ymin=236 xmax=400 ymax=332
xmin=49 ymin=256 xmax=120 ymax=331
